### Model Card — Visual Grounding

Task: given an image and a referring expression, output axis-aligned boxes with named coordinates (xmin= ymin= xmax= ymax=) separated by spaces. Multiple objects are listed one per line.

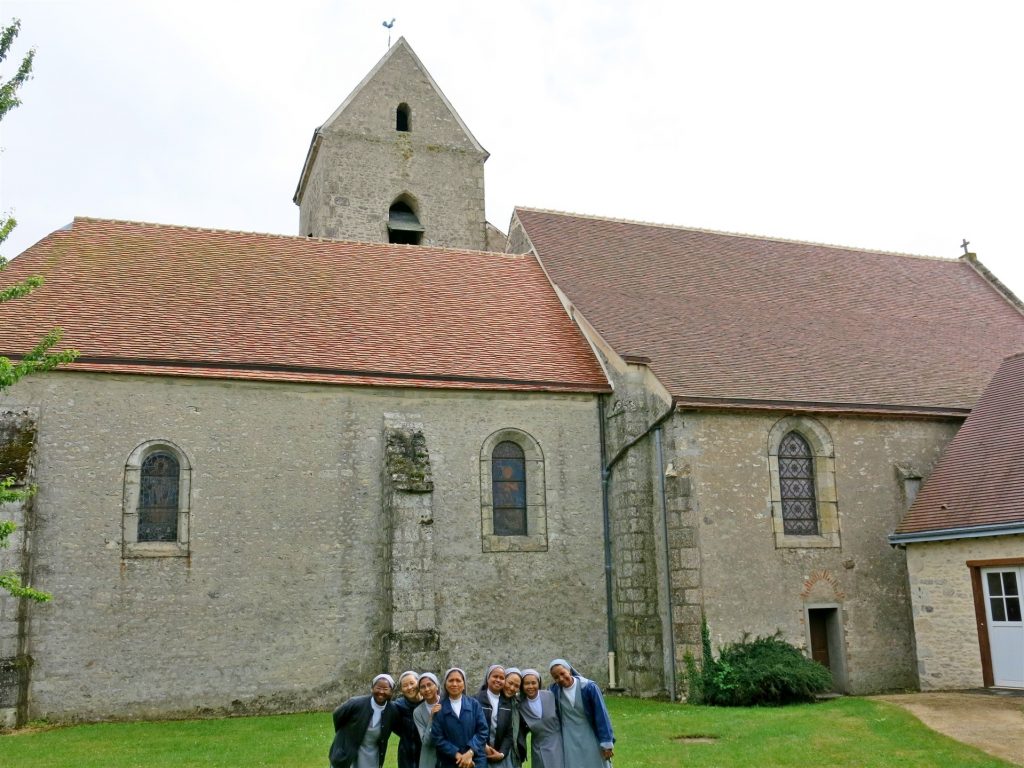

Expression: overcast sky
xmin=2 ymin=1 xmax=1022 ymax=300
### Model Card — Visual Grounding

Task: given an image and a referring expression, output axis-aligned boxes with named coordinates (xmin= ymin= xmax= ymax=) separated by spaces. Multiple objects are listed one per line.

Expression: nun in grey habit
xmin=413 ymin=672 xmax=441 ymax=768
xmin=518 ymin=669 xmax=564 ymax=768
xmin=548 ymin=659 xmax=614 ymax=768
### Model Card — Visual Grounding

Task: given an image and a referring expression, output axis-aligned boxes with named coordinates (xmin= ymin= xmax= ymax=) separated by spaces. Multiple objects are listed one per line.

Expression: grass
xmin=1 ymin=696 xmax=1014 ymax=768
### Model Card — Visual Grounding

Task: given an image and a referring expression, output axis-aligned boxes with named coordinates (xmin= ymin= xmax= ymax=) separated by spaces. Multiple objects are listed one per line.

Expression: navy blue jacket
xmin=430 ymin=695 xmax=489 ymax=768
xmin=329 ymin=694 xmax=397 ymax=768
xmin=392 ymin=696 xmax=423 ymax=768
xmin=550 ymin=675 xmax=615 ymax=749
xmin=473 ymin=690 xmax=521 ymax=762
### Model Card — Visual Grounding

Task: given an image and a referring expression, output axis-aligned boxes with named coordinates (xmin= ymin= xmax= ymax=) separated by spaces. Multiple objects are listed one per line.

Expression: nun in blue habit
xmin=430 ymin=667 xmax=489 ymax=768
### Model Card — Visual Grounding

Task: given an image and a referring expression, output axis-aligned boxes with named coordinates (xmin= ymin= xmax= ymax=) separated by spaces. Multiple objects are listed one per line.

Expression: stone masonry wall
xmin=905 ymin=535 xmax=1023 ymax=690
xmin=381 ymin=415 xmax=444 ymax=674
xmin=505 ymin=216 xmax=533 ymax=255
xmin=299 ymin=43 xmax=488 ymax=250
xmin=0 ymin=407 xmax=39 ymax=728
xmin=0 ymin=373 xmax=605 ymax=722
xmin=671 ymin=410 xmax=959 ymax=694
xmin=600 ymin=362 xmax=676 ymax=695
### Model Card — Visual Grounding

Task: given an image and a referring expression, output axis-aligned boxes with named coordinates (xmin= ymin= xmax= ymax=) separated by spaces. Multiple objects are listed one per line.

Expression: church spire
xmin=294 ymin=38 xmax=489 ymax=250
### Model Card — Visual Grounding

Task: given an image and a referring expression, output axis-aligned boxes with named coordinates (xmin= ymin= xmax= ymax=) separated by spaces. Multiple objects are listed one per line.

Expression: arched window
xmin=123 ymin=440 xmax=191 ymax=557
xmin=396 ymin=103 xmax=411 ymax=132
xmin=479 ymin=429 xmax=547 ymax=552
xmin=767 ymin=417 xmax=840 ymax=548
xmin=388 ymin=200 xmax=423 ymax=245
xmin=492 ymin=441 xmax=527 ymax=536
xmin=138 ymin=452 xmax=180 ymax=542
xmin=778 ymin=432 xmax=818 ymax=535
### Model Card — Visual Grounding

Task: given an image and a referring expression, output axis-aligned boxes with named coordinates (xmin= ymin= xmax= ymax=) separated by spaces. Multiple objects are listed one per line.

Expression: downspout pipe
xmin=598 ymin=397 xmax=617 ymax=687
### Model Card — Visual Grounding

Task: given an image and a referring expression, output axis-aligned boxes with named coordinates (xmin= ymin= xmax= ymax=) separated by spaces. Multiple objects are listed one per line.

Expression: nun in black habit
xmin=329 ymin=673 xmax=399 ymax=768
xmin=473 ymin=664 xmax=518 ymax=767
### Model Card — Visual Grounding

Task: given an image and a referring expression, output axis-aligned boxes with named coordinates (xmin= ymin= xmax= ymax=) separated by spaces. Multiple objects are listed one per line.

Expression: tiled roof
xmin=894 ymin=352 xmax=1024 ymax=537
xmin=0 ymin=218 xmax=609 ymax=393
xmin=515 ymin=208 xmax=1024 ymax=414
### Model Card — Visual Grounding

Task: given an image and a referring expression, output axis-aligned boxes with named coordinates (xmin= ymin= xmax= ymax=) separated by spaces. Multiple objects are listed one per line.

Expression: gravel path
xmin=871 ymin=691 xmax=1024 ymax=766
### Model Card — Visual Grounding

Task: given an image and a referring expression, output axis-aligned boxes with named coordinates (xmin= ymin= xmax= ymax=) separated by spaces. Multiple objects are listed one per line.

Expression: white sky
xmin=2 ymin=0 xmax=1022 ymax=299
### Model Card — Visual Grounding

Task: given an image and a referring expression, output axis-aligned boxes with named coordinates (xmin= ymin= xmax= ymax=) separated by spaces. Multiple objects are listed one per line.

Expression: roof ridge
xmin=513 ymin=206 xmax=958 ymax=263
xmin=69 ymin=216 xmax=529 ymax=261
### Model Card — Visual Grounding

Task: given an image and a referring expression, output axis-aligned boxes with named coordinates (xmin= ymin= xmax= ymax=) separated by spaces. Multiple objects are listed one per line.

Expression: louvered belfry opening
xmin=388 ymin=200 xmax=424 ymax=245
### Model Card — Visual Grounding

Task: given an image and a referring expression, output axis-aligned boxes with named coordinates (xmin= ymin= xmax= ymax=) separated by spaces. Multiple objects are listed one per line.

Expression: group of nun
xmin=328 ymin=660 xmax=615 ymax=768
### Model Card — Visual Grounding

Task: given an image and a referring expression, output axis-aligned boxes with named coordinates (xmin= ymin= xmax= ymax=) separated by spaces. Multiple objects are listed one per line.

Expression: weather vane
xmin=961 ymin=238 xmax=970 ymax=255
xmin=383 ymin=18 xmax=396 ymax=49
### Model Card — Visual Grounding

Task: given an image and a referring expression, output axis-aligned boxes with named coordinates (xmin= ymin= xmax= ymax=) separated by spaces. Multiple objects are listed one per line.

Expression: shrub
xmin=702 ymin=630 xmax=833 ymax=706
xmin=683 ymin=649 xmax=703 ymax=704
xmin=683 ymin=613 xmax=714 ymax=703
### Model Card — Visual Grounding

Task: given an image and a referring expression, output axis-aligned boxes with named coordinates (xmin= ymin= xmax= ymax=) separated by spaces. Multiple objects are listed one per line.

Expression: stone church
xmin=1 ymin=38 xmax=1022 ymax=725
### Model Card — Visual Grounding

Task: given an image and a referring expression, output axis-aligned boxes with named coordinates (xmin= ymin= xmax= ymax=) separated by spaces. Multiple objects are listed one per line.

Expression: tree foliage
xmin=0 ymin=19 xmax=76 ymax=602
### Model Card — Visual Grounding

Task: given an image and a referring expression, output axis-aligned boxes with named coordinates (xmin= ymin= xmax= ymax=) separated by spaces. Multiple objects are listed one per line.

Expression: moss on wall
xmin=0 ymin=415 xmax=37 ymax=484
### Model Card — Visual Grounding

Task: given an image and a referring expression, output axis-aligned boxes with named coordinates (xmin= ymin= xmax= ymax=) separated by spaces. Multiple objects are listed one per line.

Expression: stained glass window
xmin=492 ymin=441 xmax=527 ymax=536
xmin=779 ymin=432 xmax=818 ymax=536
xmin=138 ymin=452 xmax=180 ymax=542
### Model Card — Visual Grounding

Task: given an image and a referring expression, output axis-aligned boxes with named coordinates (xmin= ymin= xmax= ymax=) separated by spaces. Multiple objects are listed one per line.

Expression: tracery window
xmin=767 ymin=417 xmax=840 ymax=548
xmin=492 ymin=441 xmax=527 ymax=536
xmin=778 ymin=432 xmax=818 ymax=535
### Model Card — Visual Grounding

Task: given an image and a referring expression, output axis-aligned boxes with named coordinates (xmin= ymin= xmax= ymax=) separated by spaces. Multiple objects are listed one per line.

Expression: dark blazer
xmin=392 ymin=696 xmax=423 ymax=768
xmin=430 ymin=695 xmax=489 ymax=768
xmin=329 ymin=694 xmax=398 ymax=768
xmin=473 ymin=690 xmax=518 ymax=759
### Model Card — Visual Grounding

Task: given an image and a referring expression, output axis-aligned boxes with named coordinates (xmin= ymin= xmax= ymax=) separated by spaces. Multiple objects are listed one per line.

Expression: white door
xmin=982 ymin=567 xmax=1024 ymax=688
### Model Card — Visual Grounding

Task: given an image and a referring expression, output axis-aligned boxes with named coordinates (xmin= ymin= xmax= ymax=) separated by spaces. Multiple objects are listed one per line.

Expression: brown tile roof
xmin=515 ymin=208 xmax=1024 ymax=414
xmin=0 ymin=218 xmax=609 ymax=393
xmin=893 ymin=352 xmax=1024 ymax=538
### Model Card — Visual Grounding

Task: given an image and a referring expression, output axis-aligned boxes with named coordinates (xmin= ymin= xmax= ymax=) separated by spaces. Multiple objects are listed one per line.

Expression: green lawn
xmin=1 ymin=696 xmax=1013 ymax=768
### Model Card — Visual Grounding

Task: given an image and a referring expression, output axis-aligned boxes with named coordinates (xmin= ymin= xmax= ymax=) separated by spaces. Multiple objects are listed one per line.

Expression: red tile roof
xmin=894 ymin=352 xmax=1024 ymax=537
xmin=0 ymin=218 xmax=609 ymax=393
xmin=515 ymin=208 xmax=1024 ymax=414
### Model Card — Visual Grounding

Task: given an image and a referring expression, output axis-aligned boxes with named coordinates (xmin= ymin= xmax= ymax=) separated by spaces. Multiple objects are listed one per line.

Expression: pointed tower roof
xmin=294 ymin=38 xmax=487 ymax=204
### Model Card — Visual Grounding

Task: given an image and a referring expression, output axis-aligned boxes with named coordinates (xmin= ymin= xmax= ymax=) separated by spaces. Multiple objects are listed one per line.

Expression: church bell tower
xmin=294 ymin=38 xmax=492 ymax=251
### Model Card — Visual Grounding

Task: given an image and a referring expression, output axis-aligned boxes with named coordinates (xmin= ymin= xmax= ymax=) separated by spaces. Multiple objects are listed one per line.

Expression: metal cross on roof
xmin=961 ymin=238 xmax=970 ymax=255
